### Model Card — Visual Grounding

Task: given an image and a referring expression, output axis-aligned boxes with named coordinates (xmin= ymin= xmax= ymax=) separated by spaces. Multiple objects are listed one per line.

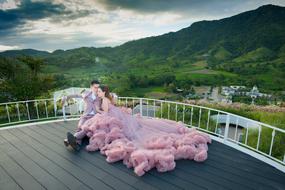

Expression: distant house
xmin=202 ymin=53 xmax=210 ymax=58
xmin=222 ymin=85 xmax=271 ymax=99
xmin=221 ymin=86 xmax=236 ymax=96
xmin=246 ymin=85 xmax=272 ymax=98
xmin=230 ymin=86 xmax=246 ymax=90
xmin=186 ymin=93 xmax=200 ymax=99
xmin=176 ymin=88 xmax=184 ymax=93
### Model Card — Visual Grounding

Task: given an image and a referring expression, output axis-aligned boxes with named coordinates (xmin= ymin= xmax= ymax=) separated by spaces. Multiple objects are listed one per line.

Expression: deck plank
xmin=44 ymin=122 xmax=210 ymax=190
xmin=58 ymin=121 xmax=282 ymax=190
xmin=206 ymin=144 xmax=285 ymax=184
xmin=0 ymin=120 xmax=284 ymax=190
xmin=6 ymin=128 xmax=95 ymax=190
xmin=0 ymin=158 xmax=22 ymax=190
xmin=0 ymin=132 xmax=69 ymax=190
xmin=30 ymin=123 xmax=180 ymax=190
xmin=61 ymin=120 xmax=285 ymax=190
xmin=20 ymin=126 xmax=139 ymax=190
xmin=38 ymin=123 xmax=161 ymax=190
xmin=0 ymin=165 xmax=21 ymax=190
xmin=47 ymin=122 xmax=214 ymax=189
xmin=9 ymin=128 xmax=112 ymax=190
xmin=209 ymin=141 xmax=285 ymax=177
xmin=0 ymin=140 xmax=46 ymax=190
xmin=56 ymin=122 xmax=228 ymax=190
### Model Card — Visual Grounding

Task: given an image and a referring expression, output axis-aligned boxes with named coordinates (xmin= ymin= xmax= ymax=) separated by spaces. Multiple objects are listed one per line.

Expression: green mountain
xmin=0 ymin=49 xmax=50 ymax=57
xmin=114 ymin=4 xmax=285 ymax=63
xmin=1 ymin=4 xmax=285 ymax=91
xmin=2 ymin=5 xmax=285 ymax=64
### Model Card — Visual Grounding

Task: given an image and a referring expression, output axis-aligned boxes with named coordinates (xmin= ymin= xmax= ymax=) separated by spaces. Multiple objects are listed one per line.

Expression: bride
xmin=79 ymin=86 xmax=211 ymax=176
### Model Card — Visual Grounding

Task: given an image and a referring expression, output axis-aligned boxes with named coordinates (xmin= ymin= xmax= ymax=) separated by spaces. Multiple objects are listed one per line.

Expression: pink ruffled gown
xmin=81 ymin=103 xmax=211 ymax=176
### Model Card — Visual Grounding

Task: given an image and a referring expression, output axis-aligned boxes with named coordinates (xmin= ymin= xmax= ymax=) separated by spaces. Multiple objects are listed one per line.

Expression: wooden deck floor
xmin=0 ymin=120 xmax=284 ymax=190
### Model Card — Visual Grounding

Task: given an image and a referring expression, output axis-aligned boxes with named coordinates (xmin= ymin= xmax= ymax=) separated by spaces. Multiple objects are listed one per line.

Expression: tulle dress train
xmin=80 ymin=104 xmax=211 ymax=176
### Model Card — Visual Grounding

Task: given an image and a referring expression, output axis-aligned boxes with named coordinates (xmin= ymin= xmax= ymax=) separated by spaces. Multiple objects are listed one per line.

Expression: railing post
xmin=16 ymin=103 xmax=20 ymax=121
xmin=146 ymin=100 xmax=149 ymax=117
xmin=62 ymin=105 xmax=66 ymax=121
xmin=53 ymin=97 xmax=57 ymax=117
xmin=224 ymin=114 xmax=230 ymax=143
xmin=132 ymin=99 xmax=135 ymax=115
xmin=215 ymin=112 xmax=220 ymax=133
xmin=234 ymin=118 xmax=239 ymax=141
xmin=153 ymin=100 xmax=156 ymax=118
xmin=182 ymin=105 xmax=185 ymax=123
xmin=44 ymin=100 xmax=48 ymax=118
xmin=168 ymin=103 xmax=170 ymax=119
xmin=26 ymin=102 xmax=30 ymax=120
xmin=5 ymin=104 xmax=10 ymax=123
xmin=206 ymin=110 xmax=210 ymax=131
xmin=76 ymin=100 xmax=80 ymax=115
xmin=269 ymin=129 xmax=275 ymax=156
xmin=245 ymin=122 xmax=249 ymax=145
xmin=139 ymin=98 xmax=143 ymax=116
xmin=257 ymin=125 xmax=262 ymax=150
xmin=35 ymin=101 xmax=39 ymax=119
xmin=190 ymin=107 xmax=193 ymax=127
xmin=160 ymin=101 xmax=163 ymax=118
xmin=198 ymin=108 xmax=202 ymax=128
xmin=175 ymin=104 xmax=178 ymax=121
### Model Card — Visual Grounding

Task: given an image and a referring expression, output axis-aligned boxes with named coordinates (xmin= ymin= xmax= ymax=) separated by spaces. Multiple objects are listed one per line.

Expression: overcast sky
xmin=0 ymin=0 xmax=285 ymax=52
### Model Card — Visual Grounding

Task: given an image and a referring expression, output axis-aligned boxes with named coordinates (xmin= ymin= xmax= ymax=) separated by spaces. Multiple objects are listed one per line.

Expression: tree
xmin=18 ymin=56 xmax=43 ymax=77
xmin=0 ymin=57 xmax=16 ymax=80
xmin=0 ymin=57 xmax=54 ymax=102
xmin=165 ymin=83 xmax=176 ymax=93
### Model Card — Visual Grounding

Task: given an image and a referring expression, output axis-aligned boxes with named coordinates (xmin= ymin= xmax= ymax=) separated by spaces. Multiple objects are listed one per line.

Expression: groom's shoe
xmin=67 ymin=132 xmax=79 ymax=151
xmin=63 ymin=139 xmax=69 ymax=147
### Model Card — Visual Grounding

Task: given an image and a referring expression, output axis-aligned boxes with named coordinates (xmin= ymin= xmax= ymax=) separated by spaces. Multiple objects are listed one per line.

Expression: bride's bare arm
xmin=95 ymin=105 xmax=103 ymax=113
xmin=101 ymin=98 xmax=110 ymax=113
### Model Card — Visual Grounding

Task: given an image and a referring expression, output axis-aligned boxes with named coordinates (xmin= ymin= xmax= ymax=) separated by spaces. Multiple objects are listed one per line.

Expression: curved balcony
xmin=0 ymin=97 xmax=284 ymax=190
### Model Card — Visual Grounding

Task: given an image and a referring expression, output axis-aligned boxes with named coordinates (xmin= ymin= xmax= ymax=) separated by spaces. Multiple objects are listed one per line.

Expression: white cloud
xmin=1 ymin=0 xmax=285 ymax=51
xmin=18 ymin=7 xmax=188 ymax=48
xmin=0 ymin=44 xmax=20 ymax=52
xmin=0 ymin=0 xmax=20 ymax=10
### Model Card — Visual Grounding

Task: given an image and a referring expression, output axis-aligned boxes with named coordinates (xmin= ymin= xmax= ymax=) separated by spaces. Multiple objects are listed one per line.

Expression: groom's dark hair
xmin=90 ymin=80 xmax=100 ymax=85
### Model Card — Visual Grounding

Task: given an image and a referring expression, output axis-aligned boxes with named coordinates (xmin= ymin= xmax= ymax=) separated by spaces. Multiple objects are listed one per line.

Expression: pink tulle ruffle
xmin=82 ymin=112 xmax=211 ymax=176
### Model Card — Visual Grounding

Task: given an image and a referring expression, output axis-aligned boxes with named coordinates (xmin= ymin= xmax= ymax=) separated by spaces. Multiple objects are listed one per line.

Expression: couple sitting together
xmin=62 ymin=80 xmax=211 ymax=176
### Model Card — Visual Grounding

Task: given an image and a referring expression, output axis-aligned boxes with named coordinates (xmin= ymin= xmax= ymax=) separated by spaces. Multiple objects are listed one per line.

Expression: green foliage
xmin=0 ymin=57 xmax=55 ymax=102
xmin=0 ymin=5 xmax=285 ymax=93
xmin=18 ymin=56 xmax=43 ymax=77
xmin=1 ymin=4 xmax=285 ymax=100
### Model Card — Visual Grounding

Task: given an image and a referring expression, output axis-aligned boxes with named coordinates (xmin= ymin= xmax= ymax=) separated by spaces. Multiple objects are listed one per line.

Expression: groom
xmin=62 ymin=80 xmax=101 ymax=150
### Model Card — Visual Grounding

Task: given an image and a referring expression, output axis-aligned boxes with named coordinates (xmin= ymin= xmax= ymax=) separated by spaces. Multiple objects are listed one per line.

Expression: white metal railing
xmin=117 ymin=97 xmax=285 ymax=173
xmin=0 ymin=98 xmax=80 ymax=127
xmin=0 ymin=97 xmax=284 ymax=172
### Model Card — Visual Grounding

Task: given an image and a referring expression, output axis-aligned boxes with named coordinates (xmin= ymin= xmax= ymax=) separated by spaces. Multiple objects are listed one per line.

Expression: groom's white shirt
xmin=89 ymin=92 xmax=96 ymax=115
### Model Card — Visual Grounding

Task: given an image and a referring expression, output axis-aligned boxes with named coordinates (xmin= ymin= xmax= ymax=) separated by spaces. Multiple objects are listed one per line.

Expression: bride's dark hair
xmin=100 ymin=85 xmax=113 ymax=102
